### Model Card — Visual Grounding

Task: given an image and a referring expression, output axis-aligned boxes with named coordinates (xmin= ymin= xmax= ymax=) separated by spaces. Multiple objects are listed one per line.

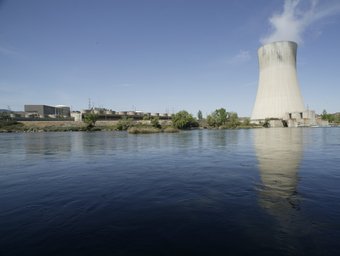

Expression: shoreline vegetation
xmin=1 ymin=108 xmax=339 ymax=133
xmin=0 ymin=121 xmax=256 ymax=133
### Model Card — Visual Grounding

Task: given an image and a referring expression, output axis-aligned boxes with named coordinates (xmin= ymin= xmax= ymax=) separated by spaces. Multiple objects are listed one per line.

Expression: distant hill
xmin=0 ymin=109 xmax=11 ymax=113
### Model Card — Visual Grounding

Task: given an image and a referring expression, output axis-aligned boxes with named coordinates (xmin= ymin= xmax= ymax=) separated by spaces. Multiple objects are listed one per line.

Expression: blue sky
xmin=1 ymin=0 xmax=339 ymax=117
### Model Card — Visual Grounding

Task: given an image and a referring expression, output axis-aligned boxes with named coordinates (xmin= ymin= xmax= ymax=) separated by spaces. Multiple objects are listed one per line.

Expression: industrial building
xmin=251 ymin=41 xmax=318 ymax=127
xmin=71 ymin=108 xmax=171 ymax=122
xmin=24 ymin=105 xmax=71 ymax=118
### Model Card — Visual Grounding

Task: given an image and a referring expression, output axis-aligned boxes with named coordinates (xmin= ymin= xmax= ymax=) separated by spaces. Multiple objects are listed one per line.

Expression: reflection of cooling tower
xmin=254 ymin=128 xmax=302 ymax=203
xmin=251 ymin=41 xmax=305 ymax=121
xmin=254 ymin=128 xmax=303 ymax=229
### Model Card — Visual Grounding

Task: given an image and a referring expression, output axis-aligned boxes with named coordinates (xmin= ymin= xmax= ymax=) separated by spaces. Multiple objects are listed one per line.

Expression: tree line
xmin=171 ymin=108 xmax=252 ymax=129
xmin=321 ymin=110 xmax=340 ymax=124
xmin=83 ymin=107 xmax=252 ymax=131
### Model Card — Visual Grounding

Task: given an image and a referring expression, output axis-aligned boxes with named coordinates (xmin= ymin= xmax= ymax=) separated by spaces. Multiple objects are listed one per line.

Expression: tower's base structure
xmin=251 ymin=41 xmax=321 ymax=127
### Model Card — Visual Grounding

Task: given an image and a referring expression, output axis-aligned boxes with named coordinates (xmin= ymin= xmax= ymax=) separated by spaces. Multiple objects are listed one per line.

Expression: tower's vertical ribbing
xmin=251 ymin=41 xmax=305 ymax=120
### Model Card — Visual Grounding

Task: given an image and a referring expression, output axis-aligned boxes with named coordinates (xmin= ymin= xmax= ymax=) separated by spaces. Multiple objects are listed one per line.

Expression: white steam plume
xmin=261 ymin=0 xmax=340 ymax=44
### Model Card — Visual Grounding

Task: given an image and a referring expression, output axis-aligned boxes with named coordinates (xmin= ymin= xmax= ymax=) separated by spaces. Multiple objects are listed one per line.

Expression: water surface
xmin=1 ymin=128 xmax=340 ymax=255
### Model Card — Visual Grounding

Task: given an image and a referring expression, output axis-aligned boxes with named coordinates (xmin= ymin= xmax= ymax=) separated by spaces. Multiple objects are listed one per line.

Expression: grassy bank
xmin=0 ymin=120 xmax=25 ymax=132
xmin=0 ymin=117 xmax=257 ymax=133
xmin=0 ymin=120 xmax=179 ymax=133
xmin=127 ymin=126 xmax=179 ymax=134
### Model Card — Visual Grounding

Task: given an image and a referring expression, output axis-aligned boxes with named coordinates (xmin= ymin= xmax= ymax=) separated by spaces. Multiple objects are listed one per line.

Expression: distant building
xmin=78 ymin=108 xmax=170 ymax=121
xmin=71 ymin=111 xmax=82 ymax=122
xmin=55 ymin=105 xmax=71 ymax=117
xmin=24 ymin=105 xmax=70 ymax=118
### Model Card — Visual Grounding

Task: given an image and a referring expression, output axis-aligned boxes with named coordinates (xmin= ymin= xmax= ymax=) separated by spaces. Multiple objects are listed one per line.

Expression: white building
xmin=251 ymin=41 xmax=305 ymax=122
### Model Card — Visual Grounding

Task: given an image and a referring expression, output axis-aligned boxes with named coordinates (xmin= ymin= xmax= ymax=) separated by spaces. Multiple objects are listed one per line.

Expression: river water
xmin=0 ymin=128 xmax=340 ymax=255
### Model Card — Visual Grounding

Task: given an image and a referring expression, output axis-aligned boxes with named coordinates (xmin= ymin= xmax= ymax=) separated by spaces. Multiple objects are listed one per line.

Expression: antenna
xmin=88 ymin=98 xmax=91 ymax=110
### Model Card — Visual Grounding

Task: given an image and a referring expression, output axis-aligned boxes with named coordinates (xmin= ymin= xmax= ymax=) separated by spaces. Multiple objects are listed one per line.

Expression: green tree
xmin=83 ymin=112 xmax=98 ymax=129
xmin=207 ymin=108 xmax=228 ymax=127
xmin=321 ymin=110 xmax=328 ymax=120
xmin=0 ymin=112 xmax=11 ymax=121
xmin=143 ymin=114 xmax=150 ymax=120
xmin=172 ymin=111 xmax=198 ymax=129
xmin=0 ymin=112 xmax=21 ymax=129
xmin=151 ymin=116 xmax=161 ymax=128
xmin=228 ymin=112 xmax=240 ymax=128
xmin=335 ymin=114 xmax=340 ymax=123
xmin=243 ymin=117 xmax=251 ymax=126
xmin=321 ymin=109 xmax=335 ymax=123
xmin=197 ymin=110 xmax=203 ymax=121
xmin=116 ymin=117 xmax=133 ymax=131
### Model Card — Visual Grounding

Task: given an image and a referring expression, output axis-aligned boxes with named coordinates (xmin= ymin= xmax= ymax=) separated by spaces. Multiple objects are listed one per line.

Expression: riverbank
xmin=0 ymin=120 xmax=178 ymax=133
xmin=0 ymin=118 xmax=267 ymax=133
xmin=0 ymin=121 xmax=87 ymax=133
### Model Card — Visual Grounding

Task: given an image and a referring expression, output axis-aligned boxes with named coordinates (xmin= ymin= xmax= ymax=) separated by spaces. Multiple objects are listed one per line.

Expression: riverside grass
xmin=0 ymin=117 xmax=258 ymax=133
xmin=0 ymin=120 xmax=180 ymax=133
xmin=127 ymin=126 xmax=179 ymax=134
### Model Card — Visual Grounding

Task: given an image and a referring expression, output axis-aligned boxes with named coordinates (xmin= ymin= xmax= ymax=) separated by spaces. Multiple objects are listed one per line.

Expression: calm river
xmin=1 ymin=128 xmax=340 ymax=255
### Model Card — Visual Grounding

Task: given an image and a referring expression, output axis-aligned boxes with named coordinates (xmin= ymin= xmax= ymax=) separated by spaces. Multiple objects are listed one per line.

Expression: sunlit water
xmin=1 ymin=128 xmax=340 ymax=255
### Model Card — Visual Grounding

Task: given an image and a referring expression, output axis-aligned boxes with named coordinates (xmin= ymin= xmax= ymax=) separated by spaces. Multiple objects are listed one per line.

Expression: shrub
xmin=171 ymin=111 xmax=198 ymax=129
xmin=116 ymin=117 xmax=134 ymax=130
xmin=0 ymin=113 xmax=24 ymax=131
xmin=83 ymin=113 xmax=98 ymax=129
xmin=207 ymin=108 xmax=228 ymax=127
xmin=127 ymin=126 xmax=161 ymax=134
xmin=162 ymin=126 xmax=180 ymax=133
xmin=151 ymin=117 xmax=161 ymax=128
xmin=207 ymin=109 xmax=240 ymax=128
xmin=243 ymin=118 xmax=251 ymax=126
xmin=143 ymin=114 xmax=151 ymax=120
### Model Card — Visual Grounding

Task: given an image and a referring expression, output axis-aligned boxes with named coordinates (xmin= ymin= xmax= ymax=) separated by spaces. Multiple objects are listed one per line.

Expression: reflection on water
xmin=254 ymin=128 xmax=302 ymax=210
xmin=24 ymin=133 xmax=72 ymax=155
xmin=254 ymin=128 xmax=305 ymax=250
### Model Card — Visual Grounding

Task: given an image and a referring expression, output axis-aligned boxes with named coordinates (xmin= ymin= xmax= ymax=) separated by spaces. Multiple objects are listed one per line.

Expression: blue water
xmin=0 ymin=128 xmax=340 ymax=255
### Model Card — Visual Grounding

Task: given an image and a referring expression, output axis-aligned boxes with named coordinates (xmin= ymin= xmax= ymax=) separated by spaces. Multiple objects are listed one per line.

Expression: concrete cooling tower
xmin=251 ymin=41 xmax=305 ymax=121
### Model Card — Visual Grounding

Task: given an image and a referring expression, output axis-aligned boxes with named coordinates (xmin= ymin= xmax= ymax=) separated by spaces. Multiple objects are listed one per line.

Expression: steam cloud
xmin=261 ymin=0 xmax=340 ymax=44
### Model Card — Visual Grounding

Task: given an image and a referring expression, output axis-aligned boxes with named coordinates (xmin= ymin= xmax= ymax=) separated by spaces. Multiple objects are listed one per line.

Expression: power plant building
xmin=24 ymin=105 xmax=71 ymax=118
xmin=251 ymin=41 xmax=316 ymax=127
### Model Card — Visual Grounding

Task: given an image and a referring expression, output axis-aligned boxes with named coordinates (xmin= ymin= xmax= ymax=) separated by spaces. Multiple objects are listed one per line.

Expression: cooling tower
xmin=251 ymin=41 xmax=305 ymax=121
